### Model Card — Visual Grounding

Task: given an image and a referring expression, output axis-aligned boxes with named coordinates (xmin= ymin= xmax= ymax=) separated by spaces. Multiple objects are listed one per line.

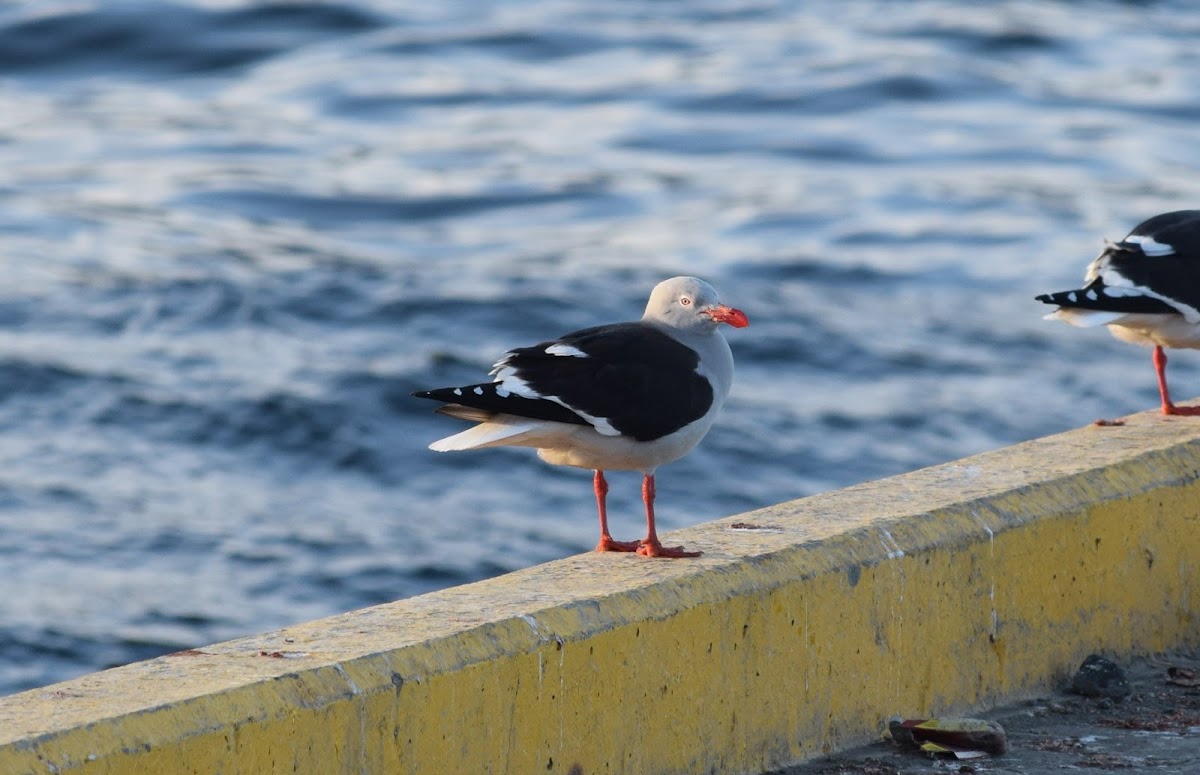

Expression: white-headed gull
xmin=414 ymin=276 xmax=749 ymax=558
xmin=1038 ymin=210 xmax=1200 ymax=416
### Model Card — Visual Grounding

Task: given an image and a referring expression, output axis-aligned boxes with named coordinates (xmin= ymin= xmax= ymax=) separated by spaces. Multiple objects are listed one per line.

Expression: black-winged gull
xmin=1037 ymin=210 xmax=1200 ymax=416
xmin=414 ymin=276 xmax=748 ymax=558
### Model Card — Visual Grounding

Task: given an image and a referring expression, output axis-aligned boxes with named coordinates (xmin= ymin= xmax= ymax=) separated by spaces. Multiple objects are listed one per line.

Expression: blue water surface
xmin=3 ymin=0 xmax=1200 ymax=695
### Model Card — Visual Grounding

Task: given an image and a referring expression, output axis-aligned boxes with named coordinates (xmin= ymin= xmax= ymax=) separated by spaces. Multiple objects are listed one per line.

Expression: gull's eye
xmin=680 ymin=296 xmax=692 ymax=306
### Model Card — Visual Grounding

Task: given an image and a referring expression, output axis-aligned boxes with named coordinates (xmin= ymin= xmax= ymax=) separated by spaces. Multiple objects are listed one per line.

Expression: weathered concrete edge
xmin=2 ymin=408 xmax=1199 ymax=774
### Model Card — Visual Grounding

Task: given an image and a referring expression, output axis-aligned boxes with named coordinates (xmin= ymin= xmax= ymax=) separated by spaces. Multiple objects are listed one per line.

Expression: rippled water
xmin=4 ymin=0 xmax=1200 ymax=695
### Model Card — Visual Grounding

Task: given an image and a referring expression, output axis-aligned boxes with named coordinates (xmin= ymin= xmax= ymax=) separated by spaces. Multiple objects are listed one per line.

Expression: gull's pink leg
xmin=1155 ymin=346 xmax=1200 ymax=416
xmin=593 ymin=470 xmax=639 ymax=552
xmin=636 ymin=474 xmax=702 ymax=558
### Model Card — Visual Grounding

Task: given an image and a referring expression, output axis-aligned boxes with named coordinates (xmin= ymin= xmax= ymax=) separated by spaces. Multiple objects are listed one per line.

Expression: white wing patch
xmin=567 ymin=408 xmax=621 ymax=436
xmin=1126 ymin=234 xmax=1176 ymax=256
xmin=491 ymin=365 xmax=543 ymax=399
xmin=545 ymin=343 xmax=589 ymax=358
xmin=486 ymin=348 xmax=621 ymax=437
xmin=1099 ymin=284 xmax=1146 ymax=297
xmin=1101 ymin=267 xmax=1200 ymax=323
xmin=1095 ymin=269 xmax=1145 ymax=297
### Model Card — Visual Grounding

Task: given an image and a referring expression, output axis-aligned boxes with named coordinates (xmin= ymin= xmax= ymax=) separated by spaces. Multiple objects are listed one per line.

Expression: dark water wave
xmin=4 ymin=0 xmax=1200 ymax=695
xmin=0 ymin=3 xmax=382 ymax=77
xmin=180 ymin=184 xmax=630 ymax=226
xmin=377 ymin=28 xmax=622 ymax=61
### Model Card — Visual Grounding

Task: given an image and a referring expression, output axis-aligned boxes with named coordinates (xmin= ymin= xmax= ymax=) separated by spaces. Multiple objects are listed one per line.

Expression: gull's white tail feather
xmin=428 ymin=420 xmax=543 ymax=452
xmin=1044 ymin=308 xmax=1126 ymax=328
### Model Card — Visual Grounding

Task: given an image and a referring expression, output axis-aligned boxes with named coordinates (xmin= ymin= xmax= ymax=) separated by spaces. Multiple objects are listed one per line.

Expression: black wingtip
xmin=1036 ymin=286 xmax=1176 ymax=314
xmin=410 ymin=382 xmax=593 ymax=427
xmin=1036 ymin=289 xmax=1087 ymax=307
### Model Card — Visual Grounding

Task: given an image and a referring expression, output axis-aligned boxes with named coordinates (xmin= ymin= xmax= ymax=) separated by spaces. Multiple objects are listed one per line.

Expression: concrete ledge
xmin=3 ymin=409 xmax=1200 ymax=774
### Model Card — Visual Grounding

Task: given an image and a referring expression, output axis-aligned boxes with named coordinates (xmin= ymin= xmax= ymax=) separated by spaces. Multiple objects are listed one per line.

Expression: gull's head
xmin=643 ymin=276 xmax=749 ymax=332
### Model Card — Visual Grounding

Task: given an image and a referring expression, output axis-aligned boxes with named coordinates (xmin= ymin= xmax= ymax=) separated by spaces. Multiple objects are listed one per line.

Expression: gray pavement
xmin=771 ymin=652 xmax=1200 ymax=775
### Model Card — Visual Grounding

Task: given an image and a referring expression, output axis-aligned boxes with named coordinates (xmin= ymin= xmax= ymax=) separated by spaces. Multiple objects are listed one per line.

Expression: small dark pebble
xmin=1071 ymin=654 xmax=1131 ymax=699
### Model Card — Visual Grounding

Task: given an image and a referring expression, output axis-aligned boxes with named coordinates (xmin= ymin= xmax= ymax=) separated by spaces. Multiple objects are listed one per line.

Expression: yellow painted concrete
xmin=3 ymin=407 xmax=1200 ymax=774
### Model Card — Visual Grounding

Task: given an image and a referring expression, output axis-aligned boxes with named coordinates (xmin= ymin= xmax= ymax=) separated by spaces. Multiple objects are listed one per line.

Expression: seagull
xmin=1037 ymin=210 xmax=1200 ymax=416
xmin=413 ymin=276 xmax=748 ymax=558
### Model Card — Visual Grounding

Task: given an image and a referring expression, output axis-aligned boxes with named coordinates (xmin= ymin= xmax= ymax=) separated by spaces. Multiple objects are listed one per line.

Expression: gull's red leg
xmin=1154 ymin=346 xmax=1200 ymax=416
xmin=593 ymin=470 xmax=639 ymax=552
xmin=1155 ymin=346 xmax=1174 ymax=413
xmin=636 ymin=474 xmax=702 ymax=558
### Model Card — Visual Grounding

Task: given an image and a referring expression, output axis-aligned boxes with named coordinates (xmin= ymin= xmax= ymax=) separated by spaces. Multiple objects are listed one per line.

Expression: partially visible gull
xmin=1038 ymin=210 xmax=1200 ymax=416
